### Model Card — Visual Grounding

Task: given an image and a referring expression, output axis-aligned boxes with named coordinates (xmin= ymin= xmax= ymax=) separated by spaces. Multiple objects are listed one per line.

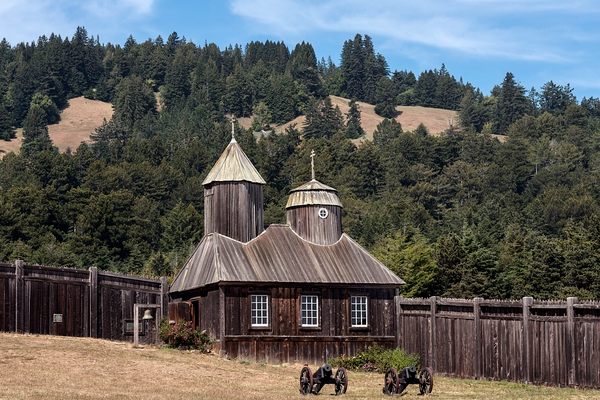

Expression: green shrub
xmin=329 ymin=346 xmax=420 ymax=373
xmin=159 ymin=319 xmax=212 ymax=351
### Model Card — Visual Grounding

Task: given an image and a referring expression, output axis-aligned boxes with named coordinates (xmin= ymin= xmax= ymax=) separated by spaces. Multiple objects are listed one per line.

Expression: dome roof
xmin=202 ymin=138 xmax=266 ymax=186
xmin=286 ymin=179 xmax=343 ymax=209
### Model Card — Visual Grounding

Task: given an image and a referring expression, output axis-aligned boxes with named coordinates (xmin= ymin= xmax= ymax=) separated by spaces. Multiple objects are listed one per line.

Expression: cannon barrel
xmin=321 ymin=363 xmax=333 ymax=376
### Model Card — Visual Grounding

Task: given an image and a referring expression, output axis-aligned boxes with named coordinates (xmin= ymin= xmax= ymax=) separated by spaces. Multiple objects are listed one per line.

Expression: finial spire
xmin=310 ymin=150 xmax=315 ymax=181
xmin=231 ymin=118 xmax=236 ymax=142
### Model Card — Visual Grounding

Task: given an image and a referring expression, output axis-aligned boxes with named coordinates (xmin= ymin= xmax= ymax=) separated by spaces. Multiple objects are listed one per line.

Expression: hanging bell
xmin=142 ymin=309 xmax=154 ymax=320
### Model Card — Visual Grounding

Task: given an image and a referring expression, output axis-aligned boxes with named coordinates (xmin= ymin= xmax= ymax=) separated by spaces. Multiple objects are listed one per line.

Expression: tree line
xmin=0 ymin=28 xmax=599 ymax=300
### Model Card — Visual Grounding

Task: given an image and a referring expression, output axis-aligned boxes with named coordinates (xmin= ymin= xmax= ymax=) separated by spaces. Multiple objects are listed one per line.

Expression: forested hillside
xmin=0 ymin=28 xmax=599 ymax=300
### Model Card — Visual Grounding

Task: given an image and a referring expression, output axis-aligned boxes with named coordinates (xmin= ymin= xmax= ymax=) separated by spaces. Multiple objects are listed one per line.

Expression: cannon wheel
xmin=334 ymin=367 xmax=348 ymax=395
xmin=419 ymin=367 xmax=434 ymax=395
xmin=383 ymin=368 xmax=398 ymax=395
xmin=299 ymin=366 xmax=313 ymax=395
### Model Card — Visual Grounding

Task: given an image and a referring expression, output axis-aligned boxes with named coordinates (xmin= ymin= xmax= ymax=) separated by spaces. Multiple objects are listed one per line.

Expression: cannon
xmin=382 ymin=366 xmax=433 ymax=395
xmin=299 ymin=363 xmax=348 ymax=395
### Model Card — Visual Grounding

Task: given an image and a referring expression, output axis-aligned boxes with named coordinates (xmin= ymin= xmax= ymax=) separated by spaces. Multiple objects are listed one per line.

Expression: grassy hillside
xmin=0 ymin=333 xmax=596 ymax=400
xmin=0 ymin=97 xmax=113 ymax=158
xmin=239 ymin=95 xmax=459 ymax=138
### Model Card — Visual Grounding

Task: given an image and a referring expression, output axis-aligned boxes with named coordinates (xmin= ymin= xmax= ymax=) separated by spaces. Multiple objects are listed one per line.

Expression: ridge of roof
xmin=170 ymin=225 xmax=404 ymax=293
xmin=202 ymin=139 xmax=266 ymax=185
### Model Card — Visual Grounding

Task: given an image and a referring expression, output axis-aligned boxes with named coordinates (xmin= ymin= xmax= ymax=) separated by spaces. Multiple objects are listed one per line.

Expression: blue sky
xmin=2 ymin=0 xmax=600 ymax=99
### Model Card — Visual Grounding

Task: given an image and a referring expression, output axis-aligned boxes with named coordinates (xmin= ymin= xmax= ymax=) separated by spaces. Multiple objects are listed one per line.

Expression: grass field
xmin=0 ymin=97 xmax=113 ymax=158
xmin=0 ymin=333 xmax=597 ymax=400
xmin=238 ymin=95 xmax=459 ymax=139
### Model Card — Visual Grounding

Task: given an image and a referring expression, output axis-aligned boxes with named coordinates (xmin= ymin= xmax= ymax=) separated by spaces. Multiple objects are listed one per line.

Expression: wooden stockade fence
xmin=397 ymin=296 xmax=600 ymax=388
xmin=0 ymin=260 xmax=167 ymax=341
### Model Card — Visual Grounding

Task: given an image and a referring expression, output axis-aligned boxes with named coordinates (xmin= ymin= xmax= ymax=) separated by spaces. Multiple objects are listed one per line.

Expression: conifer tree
xmin=113 ymin=75 xmax=156 ymax=131
xmin=21 ymin=104 xmax=54 ymax=156
xmin=494 ymin=72 xmax=530 ymax=133
xmin=0 ymin=102 xmax=15 ymax=140
xmin=345 ymin=99 xmax=364 ymax=139
xmin=374 ymin=77 xmax=399 ymax=118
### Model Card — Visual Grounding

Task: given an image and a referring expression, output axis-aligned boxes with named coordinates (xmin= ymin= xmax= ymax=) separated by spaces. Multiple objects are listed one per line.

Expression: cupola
xmin=285 ymin=151 xmax=343 ymax=245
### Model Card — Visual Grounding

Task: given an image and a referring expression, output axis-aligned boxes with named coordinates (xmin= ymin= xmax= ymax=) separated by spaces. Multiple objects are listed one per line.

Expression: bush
xmin=159 ymin=319 xmax=212 ymax=351
xmin=329 ymin=346 xmax=420 ymax=373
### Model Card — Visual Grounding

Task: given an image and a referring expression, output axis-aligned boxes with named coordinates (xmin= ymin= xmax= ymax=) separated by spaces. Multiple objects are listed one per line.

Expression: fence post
xmin=429 ymin=296 xmax=437 ymax=371
xmin=522 ymin=296 xmax=533 ymax=384
xmin=89 ymin=267 xmax=98 ymax=338
xmin=394 ymin=289 xmax=402 ymax=348
xmin=567 ymin=297 xmax=577 ymax=387
xmin=160 ymin=276 xmax=168 ymax=318
xmin=14 ymin=260 xmax=24 ymax=333
xmin=473 ymin=297 xmax=483 ymax=379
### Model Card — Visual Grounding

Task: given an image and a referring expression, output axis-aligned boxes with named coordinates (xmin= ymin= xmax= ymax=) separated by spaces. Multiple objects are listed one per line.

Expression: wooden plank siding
xmin=0 ymin=263 xmax=16 ymax=332
xmin=396 ymin=297 xmax=600 ymax=389
xmin=185 ymin=285 xmax=396 ymax=364
xmin=204 ymin=182 xmax=264 ymax=243
xmin=0 ymin=261 xmax=166 ymax=342
xmin=286 ymin=205 xmax=342 ymax=245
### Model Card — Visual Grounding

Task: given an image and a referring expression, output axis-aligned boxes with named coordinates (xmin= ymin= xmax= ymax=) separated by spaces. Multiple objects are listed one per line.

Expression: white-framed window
xmin=318 ymin=207 xmax=329 ymax=219
xmin=351 ymin=296 xmax=368 ymax=327
xmin=301 ymin=295 xmax=319 ymax=327
xmin=250 ymin=294 xmax=269 ymax=327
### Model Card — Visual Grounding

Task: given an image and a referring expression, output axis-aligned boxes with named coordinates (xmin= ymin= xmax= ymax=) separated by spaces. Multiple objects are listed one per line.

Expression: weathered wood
xmin=3 ymin=261 xmax=161 ymax=341
xmin=429 ymin=296 xmax=437 ymax=371
xmin=522 ymin=297 xmax=533 ymax=384
xmin=14 ymin=260 xmax=24 ymax=333
xmin=473 ymin=297 xmax=483 ymax=379
xmin=219 ymin=286 xmax=226 ymax=355
xmin=567 ymin=297 xmax=577 ymax=386
xmin=286 ymin=205 xmax=342 ymax=245
xmin=394 ymin=289 xmax=401 ymax=348
xmin=160 ymin=276 xmax=168 ymax=317
xmin=89 ymin=267 xmax=98 ymax=338
xmin=204 ymin=182 xmax=264 ymax=243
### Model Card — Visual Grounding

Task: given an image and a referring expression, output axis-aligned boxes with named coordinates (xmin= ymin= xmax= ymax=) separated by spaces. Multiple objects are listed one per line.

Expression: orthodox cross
xmin=310 ymin=150 xmax=316 ymax=181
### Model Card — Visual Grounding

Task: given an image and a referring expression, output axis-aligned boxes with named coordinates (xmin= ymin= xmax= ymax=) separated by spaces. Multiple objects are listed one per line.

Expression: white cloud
xmin=229 ymin=0 xmax=590 ymax=62
xmin=0 ymin=0 xmax=155 ymax=44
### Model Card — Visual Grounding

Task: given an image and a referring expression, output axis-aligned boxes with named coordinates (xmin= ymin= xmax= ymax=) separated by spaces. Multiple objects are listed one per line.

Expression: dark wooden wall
xmin=204 ymin=182 xmax=264 ymax=242
xmin=0 ymin=262 xmax=16 ymax=332
xmin=216 ymin=285 xmax=396 ymax=363
xmin=286 ymin=205 xmax=342 ymax=245
xmin=398 ymin=296 xmax=600 ymax=388
xmin=0 ymin=261 xmax=167 ymax=341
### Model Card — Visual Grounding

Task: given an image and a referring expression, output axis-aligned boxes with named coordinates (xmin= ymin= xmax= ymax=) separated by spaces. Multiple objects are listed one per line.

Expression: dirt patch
xmin=0 ymin=97 xmax=113 ymax=157
xmin=0 ymin=333 xmax=596 ymax=400
xmin=238 ymin=95 xmax=458 ymax=139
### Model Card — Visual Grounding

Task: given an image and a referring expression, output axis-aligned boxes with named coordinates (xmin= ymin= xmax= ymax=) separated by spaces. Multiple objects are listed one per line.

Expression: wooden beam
xmin=429 ymin=296 xmax=437 ymax=371
xmin=473 ymin=297 xmax=483 ymax=379
xmin=522 ymin=296 xmax=533 ymax=384
xmin=89 ymin=267 xmax=98 ymax=338
xmin=567 ymin=296 xmax=577 ymax=386
xmin=14 ymin=260 xmax=24 ymax=333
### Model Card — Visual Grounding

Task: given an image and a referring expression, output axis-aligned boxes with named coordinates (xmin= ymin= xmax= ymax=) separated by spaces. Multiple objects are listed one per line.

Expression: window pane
xmin=301 ymin=295 xmax=319 ymax=327
xmin=351 ymin=296 xmax=368 ymax=327
xmin=251 ymin=294 xmax=269 ymax=327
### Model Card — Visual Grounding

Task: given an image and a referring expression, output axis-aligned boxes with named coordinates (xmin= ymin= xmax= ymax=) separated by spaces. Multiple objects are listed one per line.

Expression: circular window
xmin=318 ymin=208 xmax=329 ymax=219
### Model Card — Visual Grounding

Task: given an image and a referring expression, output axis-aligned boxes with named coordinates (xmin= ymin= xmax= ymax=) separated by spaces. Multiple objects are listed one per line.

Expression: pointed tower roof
xmin=202 ymin=138 xmax=266 ymax=186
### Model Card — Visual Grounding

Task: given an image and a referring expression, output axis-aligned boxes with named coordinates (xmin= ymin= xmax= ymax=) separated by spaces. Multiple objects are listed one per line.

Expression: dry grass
xmin=0 ymin=333 xmax=597 ymax=400
xmin=238 ymin=95 xmax=459 ymax=139
xmin=0 ymin=97 xmax=113 ymax=158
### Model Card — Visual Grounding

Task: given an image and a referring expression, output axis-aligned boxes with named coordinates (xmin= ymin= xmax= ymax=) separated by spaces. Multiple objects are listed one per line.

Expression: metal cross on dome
xmin=310 ymin=150 xmax=316 ymax=181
